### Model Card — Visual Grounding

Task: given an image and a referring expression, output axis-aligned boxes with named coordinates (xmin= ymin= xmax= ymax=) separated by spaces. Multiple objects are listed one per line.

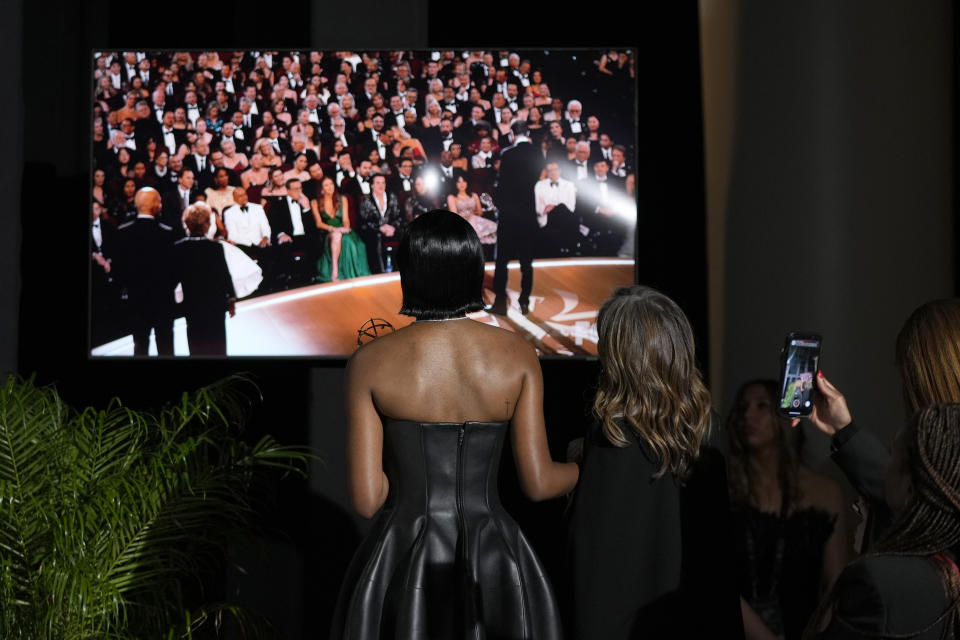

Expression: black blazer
xmin=266 ymin=197 xmax=319 ymax=245
xmin=819 ymin=552 xmax=956 ymax=639
xmin=111 ymin=217 xmax=177 ymax=313
xmin=493 ymin=139 xmax=543 ymax=231
xmin=160 ymin=187 xmax=197 ymax=237
xmin=830 ymin=423 xmax=893 ymax=551
xmin=172 ymin=237 xmax=236 ymax=320
xmin=567 ymin=422 xmax=744 ymax=640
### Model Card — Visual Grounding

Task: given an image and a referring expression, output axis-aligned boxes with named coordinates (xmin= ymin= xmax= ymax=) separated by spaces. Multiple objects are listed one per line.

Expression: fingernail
xmin=818 ymin=371 xmax=824 ymax=378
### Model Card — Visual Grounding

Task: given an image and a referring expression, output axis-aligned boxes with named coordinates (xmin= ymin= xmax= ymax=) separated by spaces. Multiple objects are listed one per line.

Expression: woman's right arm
xmin=510 ymin=346 xmax=579 ymax=501
xmin=446 ymin=194 xmax=457 ymax=213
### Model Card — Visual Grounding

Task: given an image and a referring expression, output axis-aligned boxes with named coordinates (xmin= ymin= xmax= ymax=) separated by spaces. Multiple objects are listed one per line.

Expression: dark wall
xmin=711 ymin=0 xmax=954 ymax=455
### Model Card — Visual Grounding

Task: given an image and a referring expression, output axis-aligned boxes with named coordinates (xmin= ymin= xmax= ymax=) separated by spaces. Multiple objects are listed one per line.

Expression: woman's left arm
xmin=345 ymin=349 xmax=389 ymax=519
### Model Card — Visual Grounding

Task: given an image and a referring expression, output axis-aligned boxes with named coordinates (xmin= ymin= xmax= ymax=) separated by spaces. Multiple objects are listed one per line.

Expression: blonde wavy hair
xmin=593 ymin=285 xmax=712 ymax=480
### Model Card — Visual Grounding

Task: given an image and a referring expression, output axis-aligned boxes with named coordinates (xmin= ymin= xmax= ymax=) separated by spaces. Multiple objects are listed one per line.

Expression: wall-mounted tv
xmin=89 ymin=49 xmax=637 ymax=358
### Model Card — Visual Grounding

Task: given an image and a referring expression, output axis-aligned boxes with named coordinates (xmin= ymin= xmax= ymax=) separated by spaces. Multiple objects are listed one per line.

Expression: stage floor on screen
xmin=91 ymin=257 xmax=634 ymax=358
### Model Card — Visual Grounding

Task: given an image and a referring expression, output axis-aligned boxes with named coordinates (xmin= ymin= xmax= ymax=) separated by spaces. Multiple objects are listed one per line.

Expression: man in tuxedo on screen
xmin=490 ymin=121 xmax=543 ymax=316
xmin=357 ymin=173 xmax=405 ymax=274
xmin=223 ymin=187 xmax=271 ymax=265
xmin=184 ymin=139 xmax=216 ymax=191
xmin=122 ymin=52 xmax=140 ymax=85
xmin=160 ymin=168 xmax=198 ymax=237
xmin=111 ymin=187 xmax=177 ymax=356
xmin=324 ymin=117 xmax=356 ymax=153
xmin=535 ymin=161 xmax=579 ymax=257
xmin=427 ymin=117 xmax=460 ymax=158
xmin=267 ymin=179 xmax=321 ymax=284
xmin=341 ymin=158 xmax=373 ymax=201
xmin=435 ymin=150 xmax=465 ymax=197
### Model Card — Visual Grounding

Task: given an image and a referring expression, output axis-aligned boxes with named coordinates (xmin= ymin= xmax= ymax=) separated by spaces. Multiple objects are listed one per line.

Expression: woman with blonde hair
xmin=568 ymin=285 xmax=742 ymax=639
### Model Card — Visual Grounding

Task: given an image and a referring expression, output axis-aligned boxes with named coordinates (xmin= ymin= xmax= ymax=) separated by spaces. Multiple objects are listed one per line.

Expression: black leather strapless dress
xmin=329 ymin=420 xmax=563 ymax=640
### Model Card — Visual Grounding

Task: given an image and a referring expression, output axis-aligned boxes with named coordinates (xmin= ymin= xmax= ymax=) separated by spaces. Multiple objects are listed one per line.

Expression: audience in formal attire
xmin=91 ymin=49 xmax=638 ymax=348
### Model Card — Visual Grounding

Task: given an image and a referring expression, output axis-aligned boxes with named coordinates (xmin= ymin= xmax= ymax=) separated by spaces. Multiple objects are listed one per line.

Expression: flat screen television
xmin=89 ymin=49 xmax=638 ymax=358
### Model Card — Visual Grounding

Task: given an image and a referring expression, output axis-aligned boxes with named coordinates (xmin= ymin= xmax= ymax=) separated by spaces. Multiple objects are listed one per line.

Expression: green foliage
xmin=0 ymin=374 xmax=311 ymax=639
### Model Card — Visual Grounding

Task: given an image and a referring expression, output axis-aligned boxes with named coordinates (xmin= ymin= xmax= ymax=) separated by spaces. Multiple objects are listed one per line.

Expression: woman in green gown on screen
xmin=312 ymin=176 xmax=371 ymax=282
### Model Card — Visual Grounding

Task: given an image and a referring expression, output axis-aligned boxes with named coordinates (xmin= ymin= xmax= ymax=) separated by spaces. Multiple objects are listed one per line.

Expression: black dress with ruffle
xmin=329 ymin=420 xmax=563 ymax=640
xmin=732 ymin=504 xmax=837 ymax=640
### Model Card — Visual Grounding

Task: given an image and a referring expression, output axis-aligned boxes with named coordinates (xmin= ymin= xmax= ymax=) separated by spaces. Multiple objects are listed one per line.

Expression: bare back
xmin=357 ymin=319 xmax=529 ymax=422
xmin=345 ymin=318 xmax=576 ymax=517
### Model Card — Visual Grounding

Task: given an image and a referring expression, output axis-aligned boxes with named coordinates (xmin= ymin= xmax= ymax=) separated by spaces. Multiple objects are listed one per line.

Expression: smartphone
xmin=777 ymin=332 xmax=822 ymax=417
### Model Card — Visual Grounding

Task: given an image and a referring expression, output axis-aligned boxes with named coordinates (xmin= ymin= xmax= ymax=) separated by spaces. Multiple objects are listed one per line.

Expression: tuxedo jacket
xmin=425 ymin=129 xmax=462 ymax=158
xmin=388 ymin=173 xmax=417 ymax=198
xmin=112 ymin=217 xmax=178 ymax=313
xmin=494 ymin=139 xmax=544 ymax=232
xmin=182 ymin=155 xmax=217 ymax=191
xmin=266 ymin=196 xmax=320 ymax=245
xmin=160 ymin=187 xmax=199 ymax=237
xmin=356 ymin=192 xmax=405 ymax=237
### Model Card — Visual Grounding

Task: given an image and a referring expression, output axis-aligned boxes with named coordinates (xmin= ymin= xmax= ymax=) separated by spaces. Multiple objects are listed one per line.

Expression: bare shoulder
xmin=470 ymin=321 xmax=539 ymax=366
xmin=798 ymin=466 xmax=846 ymax=514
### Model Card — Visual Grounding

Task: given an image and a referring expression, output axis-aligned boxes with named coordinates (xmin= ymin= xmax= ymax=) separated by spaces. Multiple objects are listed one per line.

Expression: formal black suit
xmin=266 ymin=196 xmax=322 ymax=282
xmin=568 ymin=421 xmax=744 ymax=640
xmin=160 ymin=187 xmax=198 ymax=237
xmin=492 ymin=138 xmax=544 ymax=309
xmin=434 ymin=163 xmax=465 ymax=198
xmin=357 ymin=192 xmax=405 ymax=274
xmin=90 ymin=217 xmax=124 ymax=346
xmin=425 ymin=129 xmax=461 ymax=159
xmin=183 ymin=153 xmax=217 ymax=191
xmin=111 ymin=216 xmax=178 ymax=356
xmin=172 ymin=237 xmax=236 ymax=355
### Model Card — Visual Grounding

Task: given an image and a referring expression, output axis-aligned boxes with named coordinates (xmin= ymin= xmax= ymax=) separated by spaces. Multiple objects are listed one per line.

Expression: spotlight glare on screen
xmin=423 ymin=168 xmax=440 ymax=194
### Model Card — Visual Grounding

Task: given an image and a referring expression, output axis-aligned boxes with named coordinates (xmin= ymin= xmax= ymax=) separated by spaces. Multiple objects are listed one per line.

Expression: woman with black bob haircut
xmin=330 ymin=210 xmax=577 ymax=640
xmin=395 ymin=207 xmax=485 ymax=320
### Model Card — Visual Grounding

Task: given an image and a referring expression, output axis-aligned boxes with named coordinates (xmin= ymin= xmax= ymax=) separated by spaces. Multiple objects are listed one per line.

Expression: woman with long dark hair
xmin=330 ymin=210 xmax=576 ymax=639
xmin=726 ymin=380 xmax=850 ymax=640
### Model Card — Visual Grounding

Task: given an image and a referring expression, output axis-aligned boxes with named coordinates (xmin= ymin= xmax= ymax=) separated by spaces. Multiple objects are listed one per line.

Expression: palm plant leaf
xmin=0 ymin=374 xmax=314 ymax=639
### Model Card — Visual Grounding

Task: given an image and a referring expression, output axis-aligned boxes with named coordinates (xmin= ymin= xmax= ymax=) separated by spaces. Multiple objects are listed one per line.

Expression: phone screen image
xmin=779 ymin=337 xmax=821 ymax=413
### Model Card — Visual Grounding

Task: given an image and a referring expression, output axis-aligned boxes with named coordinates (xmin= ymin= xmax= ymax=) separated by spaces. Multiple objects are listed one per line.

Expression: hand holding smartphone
xmin=777 ymin=332 xmax=822 ymax=417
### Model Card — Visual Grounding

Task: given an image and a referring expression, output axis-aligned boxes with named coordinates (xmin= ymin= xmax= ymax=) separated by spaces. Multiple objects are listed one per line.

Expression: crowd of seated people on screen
xmin=90 ymin=49 xmax=637 ymax=344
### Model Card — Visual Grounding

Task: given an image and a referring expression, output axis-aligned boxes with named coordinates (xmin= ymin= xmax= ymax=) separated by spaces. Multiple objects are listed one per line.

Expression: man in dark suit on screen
xmin=111 ymin=187 xmax=177 ymax=356
xmin=490 ymin=121 xmax=543 ymax=315
xmin=267 ymin=178 xmax=322 ymax=285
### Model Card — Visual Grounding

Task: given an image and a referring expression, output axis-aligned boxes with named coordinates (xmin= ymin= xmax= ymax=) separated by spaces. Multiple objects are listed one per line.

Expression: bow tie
xmin=241 ymin=205 xmax=248 ymax=212
xmin=550 ymin=181 xmax=558 ymax=187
